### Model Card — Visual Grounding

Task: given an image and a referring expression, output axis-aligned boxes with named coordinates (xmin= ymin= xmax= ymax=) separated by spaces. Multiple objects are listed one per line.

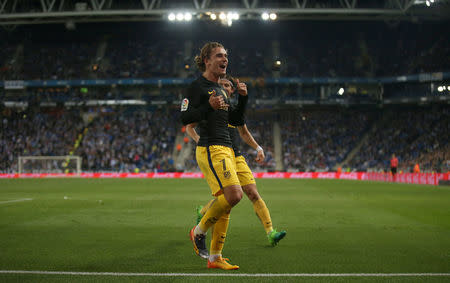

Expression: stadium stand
xmin=0 ymin=21 xmax=448 ymax=174
xmin=74 ymin=106 xmax=177 ymax=172
xmin=348 ymin=105 xmax=449 ymax=173
xmin=1 ymin=107 xmax=84 ymax=173
xmin=280 ymin=108 xmax=373 ymax=172
xmin=1 ymin=22 xmax=448 ymax=80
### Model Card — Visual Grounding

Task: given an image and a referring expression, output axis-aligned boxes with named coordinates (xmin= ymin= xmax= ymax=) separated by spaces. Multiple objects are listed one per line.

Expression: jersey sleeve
xmin=180 ymin=82 xmax=213 ymax=125
xmin=228 ymin=94 xmax=248 ymax=126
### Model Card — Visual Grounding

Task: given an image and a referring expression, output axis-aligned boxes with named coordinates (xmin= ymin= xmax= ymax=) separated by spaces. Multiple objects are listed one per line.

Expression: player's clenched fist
xmin=209 ymin=94 xmax=229 ymax=110
xmin=255 ymin=147 xmax=265 ymax=164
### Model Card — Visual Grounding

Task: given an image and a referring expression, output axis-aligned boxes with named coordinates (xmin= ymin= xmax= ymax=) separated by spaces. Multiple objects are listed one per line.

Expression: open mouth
xmin=219 ymin=64 xmax=227 ymax=71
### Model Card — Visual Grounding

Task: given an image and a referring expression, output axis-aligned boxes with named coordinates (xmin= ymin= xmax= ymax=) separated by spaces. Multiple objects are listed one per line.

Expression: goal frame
xmin=18 ymin=156 xmax=82 ymax=175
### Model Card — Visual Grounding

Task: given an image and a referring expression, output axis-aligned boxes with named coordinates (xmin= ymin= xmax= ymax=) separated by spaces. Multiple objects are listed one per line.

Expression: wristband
xmin=256 ymin=146 xmax=263 ymax=152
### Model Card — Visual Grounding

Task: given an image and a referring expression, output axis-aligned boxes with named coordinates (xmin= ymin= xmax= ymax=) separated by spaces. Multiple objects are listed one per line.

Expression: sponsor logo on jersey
xmin=181 ymin=98 xmax=189 ymax=111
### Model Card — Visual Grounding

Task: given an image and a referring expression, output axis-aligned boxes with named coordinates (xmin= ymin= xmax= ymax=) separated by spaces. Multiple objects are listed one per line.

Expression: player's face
xmin=205 ymin=47 xmax=228 ymax=76
xmin=219 ymin=79 xmax=234 ymax=96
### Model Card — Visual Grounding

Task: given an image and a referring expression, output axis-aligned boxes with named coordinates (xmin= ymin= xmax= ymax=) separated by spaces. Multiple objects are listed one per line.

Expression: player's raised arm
xmin=229 ymin=79 xmax=248 ymax=125
xmin=237 ymin=124 xmax=265 ymax=163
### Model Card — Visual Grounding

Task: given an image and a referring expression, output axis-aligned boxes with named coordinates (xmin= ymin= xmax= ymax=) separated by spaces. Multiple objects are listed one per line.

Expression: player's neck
xmin=202 ymin=71 xmax=220 ymax=84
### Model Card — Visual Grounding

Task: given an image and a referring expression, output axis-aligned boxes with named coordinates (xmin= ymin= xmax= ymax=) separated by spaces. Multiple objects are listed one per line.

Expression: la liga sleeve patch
xmin=181 ymin=98 xmax=189 ymax=111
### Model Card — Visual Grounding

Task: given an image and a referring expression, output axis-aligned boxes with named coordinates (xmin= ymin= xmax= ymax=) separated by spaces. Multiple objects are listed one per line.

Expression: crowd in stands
xmin=0 ymin=21 xmax=448 ymax=174
xmin=281 ymin=109 xmax=372 ymax=172
xmin=1 ymin=104 xmax=448 ymax=173
xmin=0 ymin=107 xmax=84 ymax=173
xmin=0 ymin=106 xmax=178 ymax=173
xmin=75 ymin=107 xmax=177 ymax=172
xmin=1 ymin=22 xmax=448 ymax=81
xmin=21 ymin=41 xmax=96 ymax=80
xmin=349 ymin=106 xmax=449 ymax=173
xmin=102 ymin=40 xmax=178 ymax=79
xmin=0 ymin=42 xmax=17 ymax=81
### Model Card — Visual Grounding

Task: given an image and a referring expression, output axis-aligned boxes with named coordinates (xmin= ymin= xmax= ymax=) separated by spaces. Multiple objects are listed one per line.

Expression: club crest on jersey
xmin=208 ymin=89 xmax=216 ymax=96
xmin=224 ymin=170 xmax=231 ymax=179
xmin=181 ymin=98 xmax=189 ymax=111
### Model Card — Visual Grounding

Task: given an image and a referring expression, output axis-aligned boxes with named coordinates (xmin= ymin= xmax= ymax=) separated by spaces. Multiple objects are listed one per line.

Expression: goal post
xmin=18 ymin=156 xmax=82 ymax=175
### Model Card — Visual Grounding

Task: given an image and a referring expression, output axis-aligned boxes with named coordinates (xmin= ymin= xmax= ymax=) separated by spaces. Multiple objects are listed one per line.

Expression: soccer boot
xmin=268 ymin=229 xmax=287 ymax=246
xmin=196 ymin=205 xmax=203 ymax=225
xmin=207 ymin=256 xmax=239 ymax=270
xmin=189 ymin=226 xmax=209 ymax=259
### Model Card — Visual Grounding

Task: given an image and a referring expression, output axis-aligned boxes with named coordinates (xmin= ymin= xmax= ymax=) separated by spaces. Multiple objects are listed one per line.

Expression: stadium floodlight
xmin=176 ymin=13 xmax=184 ymax=21
xmin=426 ymin=0 xmax=430 ymax=6
xmin=168 ymin=13 xmax=176 ymax=21
xmin=225 ymin=12 xmax=239 ymax=20
xmin=447 ymin=86 xmax=450 ymax=91
xmin=430 ymin=0 xmax=434 ymax=2
xmin=269 ymin=13 xmax=277 ymax=20
xmin=184 ymin=13 xmax=192 ymax=21
xmin=338 ymin=88 xmax=345 ymax=95
xmin=219 ymin=12 xmax=226 ymax=20
xmin=437 ymin=86 xmax=443 ymax=92
xmin=276 ymin=60 xmax=281 ymax=66
xmin=262 ymin=12 xmax=270 ymax=20
xmin=210 ymin=13 xmax=217 ymax=20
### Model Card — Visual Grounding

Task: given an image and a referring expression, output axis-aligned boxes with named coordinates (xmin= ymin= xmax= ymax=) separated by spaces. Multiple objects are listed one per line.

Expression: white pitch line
xmin=0 ymin=198 xmax=32 ymax=204
xmin=0 ymin=271 xmax=449 ymax=277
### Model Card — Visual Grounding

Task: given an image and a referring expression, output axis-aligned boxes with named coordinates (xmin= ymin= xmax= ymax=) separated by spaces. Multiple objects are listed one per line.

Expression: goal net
xmin=18 ymin=156 xmax=82 ymax=175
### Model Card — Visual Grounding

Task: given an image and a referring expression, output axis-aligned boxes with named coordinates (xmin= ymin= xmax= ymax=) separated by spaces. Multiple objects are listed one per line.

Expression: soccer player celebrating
xmin=187 ymin=76 xmax=286 ymax=249
xmin=180 ymin=42 xmax=248 ymax=270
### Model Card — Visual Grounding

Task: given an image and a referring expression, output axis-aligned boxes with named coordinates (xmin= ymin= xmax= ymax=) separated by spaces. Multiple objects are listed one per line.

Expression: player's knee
xmin=243 ymin=184 xmax=260 ymax=202
xmin=229 ymin=190 xmax=243 ymax=206
xmin=224 ymin=185 xmax=243 ymax=207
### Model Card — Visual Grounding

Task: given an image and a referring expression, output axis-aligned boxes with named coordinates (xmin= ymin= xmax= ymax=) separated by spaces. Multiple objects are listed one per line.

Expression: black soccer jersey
xmin=180 ymin=76 xmax=247 ymax=147
xmin=228 ymin=124 xmax=242 ymax=157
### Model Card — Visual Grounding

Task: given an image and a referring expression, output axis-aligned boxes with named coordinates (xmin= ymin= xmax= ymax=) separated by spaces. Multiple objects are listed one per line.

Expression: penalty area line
xmin=0 ymin=198 xmax=33 ymax=204
xmin=0 ymin=271 xmax=449 ymax=277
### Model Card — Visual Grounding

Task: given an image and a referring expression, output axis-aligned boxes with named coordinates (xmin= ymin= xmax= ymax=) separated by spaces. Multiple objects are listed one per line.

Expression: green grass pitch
xmin=0 ymin=179 xmax=449 ymax=282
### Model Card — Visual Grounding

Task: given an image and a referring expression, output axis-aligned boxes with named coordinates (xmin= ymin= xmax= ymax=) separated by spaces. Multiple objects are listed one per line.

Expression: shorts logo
xmin=181 ymin=98 xmax=189 ymax=111
xmin=208 ymin=90 xmax=216 ymax=96
xmin=224 ymin=170 xmax=231 ymax=179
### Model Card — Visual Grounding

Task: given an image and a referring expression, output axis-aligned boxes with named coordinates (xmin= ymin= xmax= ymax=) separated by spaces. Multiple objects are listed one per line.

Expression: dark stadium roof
xmin=0 ymin=0 xmax=449 ymax=25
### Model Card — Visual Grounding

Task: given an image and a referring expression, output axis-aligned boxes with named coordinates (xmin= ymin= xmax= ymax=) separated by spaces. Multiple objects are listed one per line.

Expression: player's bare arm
xmin=237 ymin=124 xmax=265 ymax=163
xmin=186 ymin=123 xmax=200 ymax=143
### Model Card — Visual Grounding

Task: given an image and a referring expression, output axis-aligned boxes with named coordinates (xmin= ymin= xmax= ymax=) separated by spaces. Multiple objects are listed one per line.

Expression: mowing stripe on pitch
xmin=0 ymin=198 xmax=32 ymax=204
xmin=0 ymin=271 xmax=449 ymax=277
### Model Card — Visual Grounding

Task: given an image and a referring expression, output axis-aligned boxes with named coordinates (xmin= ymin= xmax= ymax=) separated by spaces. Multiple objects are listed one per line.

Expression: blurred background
xmin=0 ymin=0 xmax=449 ymax=174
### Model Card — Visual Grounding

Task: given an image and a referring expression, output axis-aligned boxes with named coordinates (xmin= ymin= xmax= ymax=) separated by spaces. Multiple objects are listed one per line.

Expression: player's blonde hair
xmin=194 ymin=42 xmax=225 ymax=72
